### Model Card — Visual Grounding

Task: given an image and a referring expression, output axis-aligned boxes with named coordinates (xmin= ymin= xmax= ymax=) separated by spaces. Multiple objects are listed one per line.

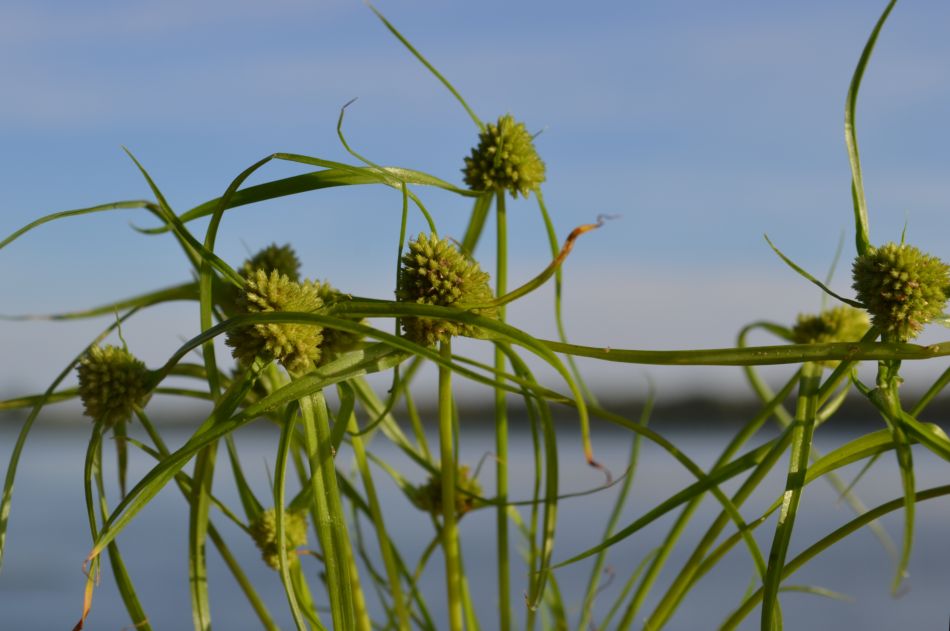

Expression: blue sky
xmin=2 ymin=0 xmax=950 ymax=398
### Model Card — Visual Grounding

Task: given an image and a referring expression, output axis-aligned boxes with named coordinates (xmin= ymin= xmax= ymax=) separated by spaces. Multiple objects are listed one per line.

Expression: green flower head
xmin=852 ymin=242 xmax=950 ymax=342
xmin=249 ymin=508 xmax=308 ymax=570
xmin=463 ymin=114 xmax=546 ymax=198
xmin=241 ymin=243 xmax=302 ymax=282
xmin=792 ymin=306 xmax=871 ymax=368
xmin=408 ymin=465 xmax=483 ymax=518
xmin=77 ymin=345 xmax=151 ymax=427
xmin=226 ymin=269 xmax=324 ymax=374
xmin=396 ymin=233 xmax=496 ymax=346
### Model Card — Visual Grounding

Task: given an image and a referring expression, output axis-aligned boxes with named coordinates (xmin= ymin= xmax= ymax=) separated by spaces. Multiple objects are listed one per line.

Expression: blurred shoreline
xmin=5 ymin=391 xmax=947 ymax=431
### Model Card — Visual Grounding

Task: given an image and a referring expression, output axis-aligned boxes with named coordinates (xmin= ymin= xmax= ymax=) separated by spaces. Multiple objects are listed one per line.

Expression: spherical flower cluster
xmin=397 ymin=233 xmax=496 ymax=346
xmin=241 ymin=243 xmax=302 ymax=282
xmin=249 ymin=508 xmax=308 ymax=570
xmin=77 ymin=345 xmax=151 ymax=427
xmin=852 ymin=242 xmax=950 ymax=341
xmin=408 ymin=465 xmax=483 ymax=518
xmin=463 ymin=114 xmax=546 ymax=198
xmin=792 ymin=306 xmax=870 ymax=368
xmin=226 ymin=269 xmax=324 ymax=374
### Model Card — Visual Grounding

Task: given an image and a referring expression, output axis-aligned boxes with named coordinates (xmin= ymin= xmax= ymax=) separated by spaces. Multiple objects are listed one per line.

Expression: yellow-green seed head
xmin=313 ymin=280 xmax=364 ymax=363
xmin=249 ymin=508 xmax=308 ymax=570
xmin=463 ymin=114 xmax=546 ymax=198
xmin=241 ymin=243 xmax=302 ymax=282
xmin=792 ymin=306 xmax=871 ymax=368
xmin=852 ymin=242 xmax=950 ymax=341
xmin=77 ymin=345 xmax=151 ymax=427
xmin=396 ymin=233 xmax=496 ymax=346
xmin=408 ymin=465 xmax=483 ymax=518
xmin=226 ymin=269 xmax=324 ymax=374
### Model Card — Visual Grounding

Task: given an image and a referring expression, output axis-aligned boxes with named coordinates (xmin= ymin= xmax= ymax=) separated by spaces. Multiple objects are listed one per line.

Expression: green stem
xmin=494 ymin=190 xmax=511 ymax=631
xmin=299 ymin=390 xmax=356 ymax=630
xmin=188 ymin=443 xmax=216 ymax=631
xmin=348 ymin=408 xmax=411 ymax=630
xmin=439 ymin=340 xmax=463 ymax=631
xmin=275 ymin=407 xmax=313 ymax=631
xmin=761 ymin=361 xmax=821 ymax=629
xmin=578 ymin=396 xmax=651 ymax=630
xmin=136 ymin=409 xmax=280 ymax=631
xmin=873 ymin=343 xmax=915 ymax=593
xmin=620 ymin=372 xmax=799 ymax=629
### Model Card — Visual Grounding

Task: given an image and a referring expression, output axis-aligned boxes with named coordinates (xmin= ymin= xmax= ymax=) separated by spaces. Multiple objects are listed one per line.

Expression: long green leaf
xmin=845 ymin=0 xmax=900 ymax=255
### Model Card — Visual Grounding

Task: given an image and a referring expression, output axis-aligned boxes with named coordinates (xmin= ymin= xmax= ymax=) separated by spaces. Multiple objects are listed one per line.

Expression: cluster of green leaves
xmin=2 ymin=2 xmax=950 ymax=630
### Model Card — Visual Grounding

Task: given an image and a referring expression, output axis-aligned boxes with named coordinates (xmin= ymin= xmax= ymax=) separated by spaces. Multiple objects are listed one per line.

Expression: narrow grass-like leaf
xmin=0 ymin=200 xmax=155 ymax=251
xmin=550 ymin=431 xmax=789 ymax=571
xmin=722 ymin=484 xmax=950 ymax=630
xmin=367 ymin=2 xmax=483 ymax=130
xmin=761 ymin=362 xmax=822 ymax=629
xmin=346 ymin=404 xmax=411 ymax=630
xmin=617 ymin=372 xmax=800 ymax=628
xmin=0 ymin=282 xmax=199 ymax=321
xmin=122 ymin=148 xmax=244 ymax=287
xmin=845 ymin=0 xmax=900 ymax=255
xmin=274 ymin=406 xmax=312 ymax=631
xmin=764 ymin=235 xmax=863 ymax=308
xmin=135 ymin=409 xmax=280 ymax=630
xmin=460 ymin=193 xmax=493 ymax=255
xmin=578 ymin=388 xmax=652 ymax=630
xmin=540 ymin=336 xmax=950 ymax=366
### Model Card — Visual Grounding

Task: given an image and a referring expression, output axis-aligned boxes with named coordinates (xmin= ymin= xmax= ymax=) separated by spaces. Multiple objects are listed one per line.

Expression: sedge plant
xmin=2 ymin=2 xmax=950 ymax=630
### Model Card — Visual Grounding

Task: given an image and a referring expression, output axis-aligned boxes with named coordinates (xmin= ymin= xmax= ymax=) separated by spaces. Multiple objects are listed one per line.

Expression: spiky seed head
xmin=77 ymin=345 xmax=151 ymax=427
xmin=463 ymin=114 xmax=546 ymax=198
xmin=408 ymin=465 xmax=483 ymax=518
xmin=313 ymin=280 xmax=364 ymax=363
xmin=852 ymin=242 xmax=950 ymax=342
xmin=226 ymin=269 xmax=324 ymax=374
xmin=249 ymin=508 xmax=308 ymax=570
xmin=396 ymin=233 xmax=496 ymax=346
xmin=241 ymin=243 xmax=302 ymax=282
xmin=792 ymin=306 xmax=871 ymax=368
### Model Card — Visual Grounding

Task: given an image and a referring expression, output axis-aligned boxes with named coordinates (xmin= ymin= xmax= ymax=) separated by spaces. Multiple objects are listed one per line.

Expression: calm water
xmin=1 ymin=418 xmax=948 ymax=630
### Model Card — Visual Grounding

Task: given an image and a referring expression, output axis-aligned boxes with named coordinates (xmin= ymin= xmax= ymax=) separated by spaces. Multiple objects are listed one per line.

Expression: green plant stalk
xmin=316 ymin=391 xmax=370 ymax=630
xmin=188 ymin=442 xmax=217 ymax=631
xmin=497 ymin=345 xmax=560 ymax=628
xmin=85 ymin=424 xmax=152 ymax=631
xmin=494 ymin=190 xmax=512 ymax=631
xmin=344 ymin=541 xmax=372 ymax=631
xmin=665 ymin=426 xmax=916 ymax=612
xmin=347 ymin=408 xmax=411 ymax=631
xmin=186 ymin=151 xmax=258 ymax=631
xmin=275 ymin=405 xmax=315 ymax=631
xmin=599 ymin=549 xmax=660 ymax=631
xmin=721 ymin=484 xmax=950 ymax=629
xmin=621 ymin=373 xmax=798 ymax=630
xmin=135 ymin=409 xmax=280 ymax=631
xmin=642 ymin=425 xmax=796 ymax=630
xmin=871 ymin=344 xmax=915 ymax=593
xmin=761 ymin=361 xmax=821 ymax=629
xmin=298 ymin=391 xmax=356 ymax=630
xmin=739 ymin=324 xmax=898 ymax=562
xmin=288 ymin=441 xmax=337 ymax=630
xmin=438 ymin=340 xmax=464 ymax=631
xmin=577 ymin=395 xmax=651 ymax=630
